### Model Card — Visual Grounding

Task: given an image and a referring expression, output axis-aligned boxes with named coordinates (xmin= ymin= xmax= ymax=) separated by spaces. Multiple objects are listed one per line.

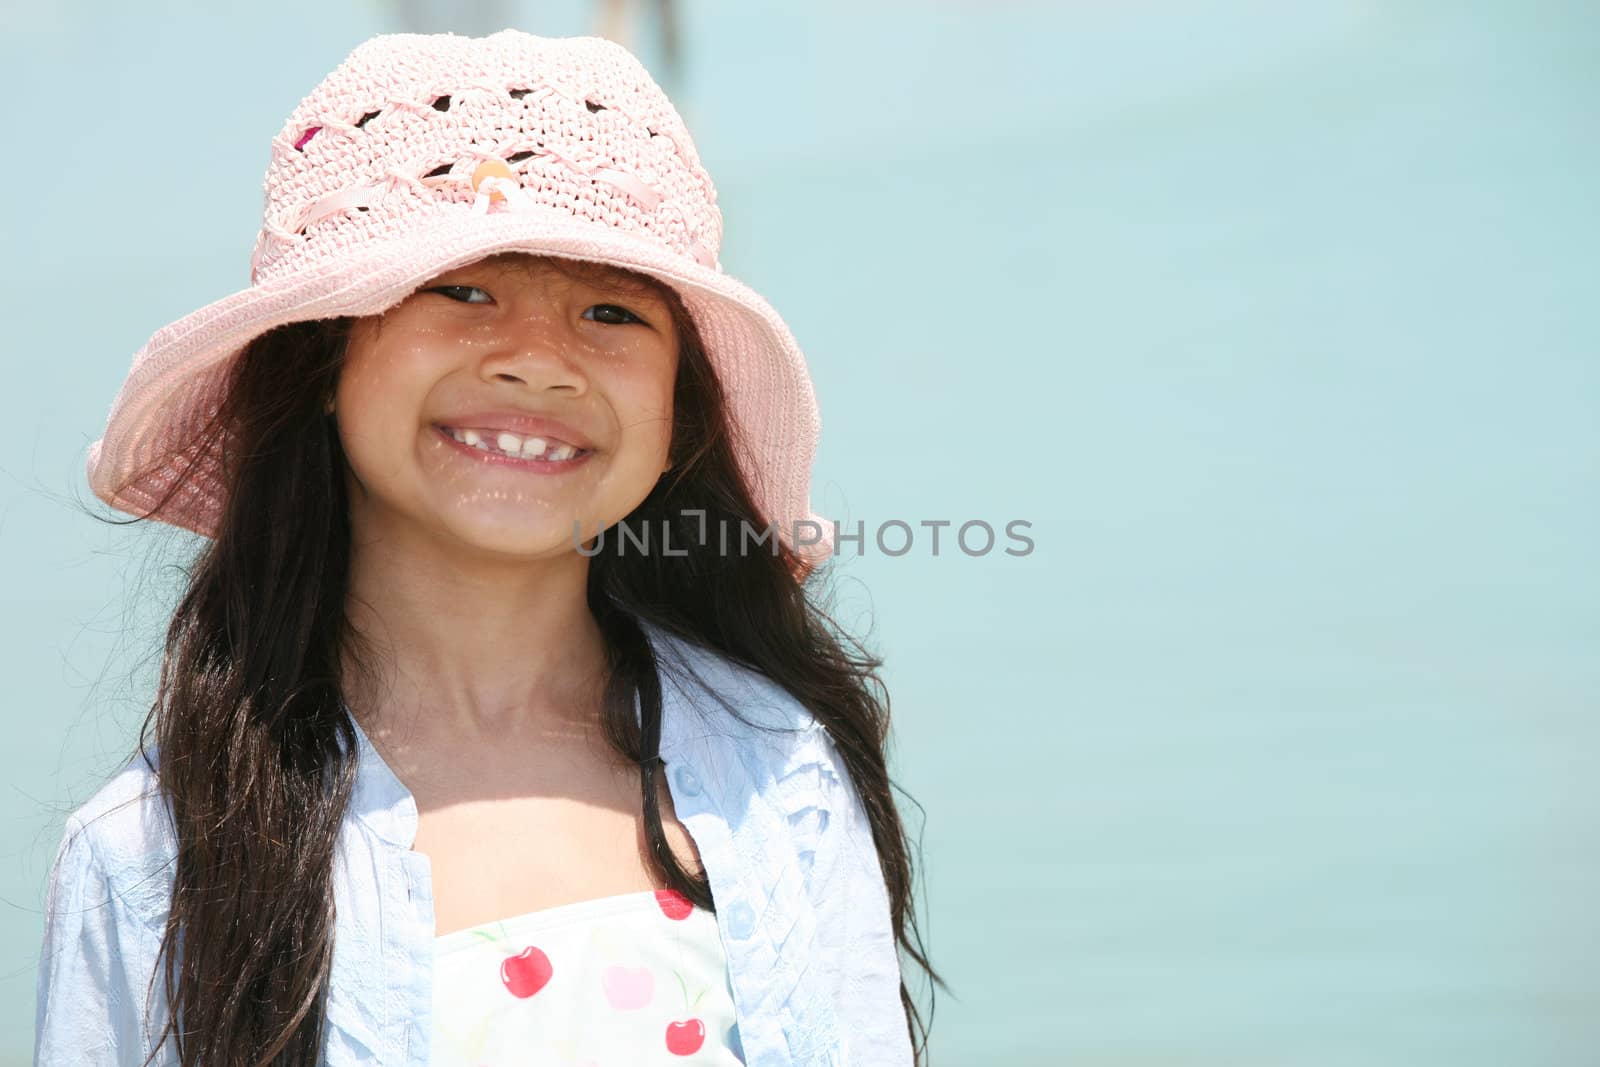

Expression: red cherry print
xmin=665 ymin=1018 xmax=706 ymax=1056
xmin=655 ymin=888 xmax=694 ymax=921
xmin=500 ymin=945 xmax=553 ymax=998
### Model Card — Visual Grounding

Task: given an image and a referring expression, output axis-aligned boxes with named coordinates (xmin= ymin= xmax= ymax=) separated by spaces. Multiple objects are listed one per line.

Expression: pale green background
xmin=2 ymin=1 xmax=1596 ymax=1064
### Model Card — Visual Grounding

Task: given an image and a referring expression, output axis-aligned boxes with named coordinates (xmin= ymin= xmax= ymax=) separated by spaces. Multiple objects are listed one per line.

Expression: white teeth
xmin=447 ymin=426 xmax=583 ymax=460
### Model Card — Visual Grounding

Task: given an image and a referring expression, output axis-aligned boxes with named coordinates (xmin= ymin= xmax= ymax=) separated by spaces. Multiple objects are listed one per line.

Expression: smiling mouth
xmin=438 ymin=425 xmax=591 ymax=462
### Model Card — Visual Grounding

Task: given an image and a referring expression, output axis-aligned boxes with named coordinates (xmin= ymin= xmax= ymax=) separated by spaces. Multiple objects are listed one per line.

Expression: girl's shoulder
xmin=640 ymin=619 xmax=830 ymax=753
xmin=639 ymin=621 xmax=857 ymax=829
xmin=47 ymin=743 xmax=176 ymax=928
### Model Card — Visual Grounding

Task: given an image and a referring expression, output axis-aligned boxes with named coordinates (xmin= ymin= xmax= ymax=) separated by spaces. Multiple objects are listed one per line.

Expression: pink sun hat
xmin=87 ymin=30 xmax=833 ymax=573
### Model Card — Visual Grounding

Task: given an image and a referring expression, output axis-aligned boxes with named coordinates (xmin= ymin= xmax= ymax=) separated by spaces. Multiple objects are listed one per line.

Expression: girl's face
xmin=334 ymin=254 xmax=680 ymax=559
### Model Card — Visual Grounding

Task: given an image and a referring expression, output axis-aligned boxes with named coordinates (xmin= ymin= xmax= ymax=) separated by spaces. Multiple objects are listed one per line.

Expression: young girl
xmin=34 ymin=30 xmax=938 ymax=1067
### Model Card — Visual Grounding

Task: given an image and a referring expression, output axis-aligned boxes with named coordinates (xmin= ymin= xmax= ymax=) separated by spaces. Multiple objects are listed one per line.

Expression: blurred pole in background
xmin=595 ymin=0 xmax=683 ymax=93
xmin=382 ymin=0 xmax=685 ymax=95
xmin=387 ymin=0 xmax=518 ymax=36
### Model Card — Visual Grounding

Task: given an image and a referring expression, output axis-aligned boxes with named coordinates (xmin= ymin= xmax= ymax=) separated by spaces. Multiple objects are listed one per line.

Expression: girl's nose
xmin=478 ymin=327 xmax=589 ymax=395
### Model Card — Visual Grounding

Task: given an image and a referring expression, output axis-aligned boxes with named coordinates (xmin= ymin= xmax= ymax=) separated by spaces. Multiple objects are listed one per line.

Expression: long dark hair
xmin=118 ymin=255 xmax=943 ymax=1065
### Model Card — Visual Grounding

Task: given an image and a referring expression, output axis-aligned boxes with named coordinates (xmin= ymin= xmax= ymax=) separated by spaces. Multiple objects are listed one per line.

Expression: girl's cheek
xmin=342 ymin=340 xmax=431 ymax=420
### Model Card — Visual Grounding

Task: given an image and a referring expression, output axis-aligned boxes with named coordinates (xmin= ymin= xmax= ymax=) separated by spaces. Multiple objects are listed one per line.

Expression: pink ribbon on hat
xmin=255 ymin=156 xmax=718 ymax=280
xmin=470 ymin=169 xmax=716 ymax=269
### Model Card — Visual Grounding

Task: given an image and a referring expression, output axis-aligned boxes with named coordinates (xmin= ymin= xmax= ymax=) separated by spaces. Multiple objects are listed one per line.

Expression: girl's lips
xmin=432 ymin=411 xmax=595 ymax=450
xmin=435 ymin=422 xmax=585 ymax=454
xmin=434 ymin=425 xmax=594 ymax=471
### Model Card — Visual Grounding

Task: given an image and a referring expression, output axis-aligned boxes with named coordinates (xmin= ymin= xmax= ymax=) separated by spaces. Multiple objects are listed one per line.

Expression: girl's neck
xmin=340 ymin=518 xmax=611 ymax=748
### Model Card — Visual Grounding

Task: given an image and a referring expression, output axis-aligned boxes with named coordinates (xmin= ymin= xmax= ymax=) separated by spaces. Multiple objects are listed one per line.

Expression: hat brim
xmin=87 ymin=210 xmax=833 ymax=572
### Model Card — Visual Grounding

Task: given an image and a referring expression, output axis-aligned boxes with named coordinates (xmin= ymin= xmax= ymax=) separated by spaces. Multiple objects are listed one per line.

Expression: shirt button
xmin=725 ymin=899 xmax=756 ymax=940
xmin=673 ymin=766 xmax=703 ymax=797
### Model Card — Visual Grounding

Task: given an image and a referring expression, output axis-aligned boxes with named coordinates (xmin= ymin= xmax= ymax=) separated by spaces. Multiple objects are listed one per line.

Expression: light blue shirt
xmin=34 ymin=622 xmax=913 ymax=1065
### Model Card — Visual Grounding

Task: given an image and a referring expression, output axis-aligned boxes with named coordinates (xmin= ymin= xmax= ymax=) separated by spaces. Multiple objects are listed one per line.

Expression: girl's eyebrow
xmin=568 ymin=266 xmax=664 ymax=295
xmin=583 ymin=280 xmax=672 ymax=310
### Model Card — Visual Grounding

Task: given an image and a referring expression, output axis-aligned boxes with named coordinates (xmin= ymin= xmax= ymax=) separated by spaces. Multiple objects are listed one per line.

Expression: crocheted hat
xmin=87 ymin=30 xmax=833 ymax=572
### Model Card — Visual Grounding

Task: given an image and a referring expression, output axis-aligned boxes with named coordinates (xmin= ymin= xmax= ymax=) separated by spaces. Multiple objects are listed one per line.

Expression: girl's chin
xmin=433 ymin=516 xmax=594 ymax=560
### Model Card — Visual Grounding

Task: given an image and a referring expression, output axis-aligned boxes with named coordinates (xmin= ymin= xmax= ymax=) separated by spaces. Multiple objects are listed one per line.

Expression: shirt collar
xmin=344 ymin=708 xmax=421 ymax=849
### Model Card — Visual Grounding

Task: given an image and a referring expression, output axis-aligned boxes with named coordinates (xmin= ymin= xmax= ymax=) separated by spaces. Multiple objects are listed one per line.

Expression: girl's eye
xmin=428 ymin=285 xmax=492 ymax=304
xmin=583 ymin=304 xmax=645 ymax=326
